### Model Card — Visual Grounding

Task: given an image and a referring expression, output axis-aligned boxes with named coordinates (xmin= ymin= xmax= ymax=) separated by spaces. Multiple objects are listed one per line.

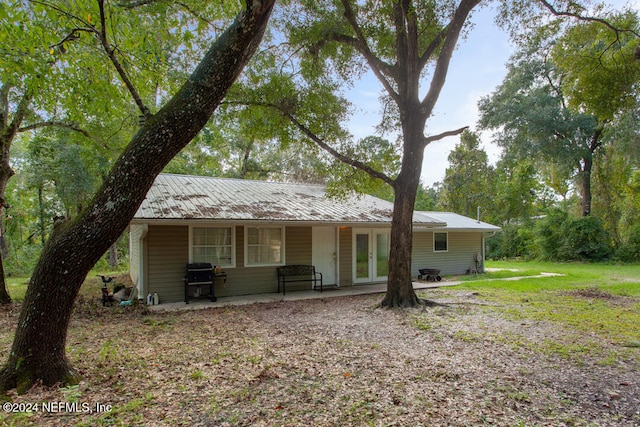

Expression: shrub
xmin=614 ymin=223 xmax=640 ymax=262
xmin=534 ymin=211 xmax=613 ymax=261
xmin=486 ymin=223 xmax=534 ymax=260
xmin=533 ymin=209 xmax=568 ymax=260
xmin=557 ymin=216 xmax=612 ymax=261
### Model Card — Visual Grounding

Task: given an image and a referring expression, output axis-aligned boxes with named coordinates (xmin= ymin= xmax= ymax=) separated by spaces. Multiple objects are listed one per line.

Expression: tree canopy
xmin=478 ymin=9 xmax=640 ymax=217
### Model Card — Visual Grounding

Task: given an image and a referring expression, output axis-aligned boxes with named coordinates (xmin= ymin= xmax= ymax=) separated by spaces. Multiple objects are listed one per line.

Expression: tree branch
xmin=97 ymin=0 xmax=151 ymax=118
xmin=0 ymin=84 xmax=9 ymax=130
xmin=32 ymin=0 xmax=152 ymax=117
xmin=589 ymin=126 xmax=604 ymax=153
xmin=247 ymin=101 xmax=395 ymax=185
xmin=311 ymin=32 xmax=396 ymax=78
xmin=5 ymin=90 xmax=34 ymax=143
xmin=49 ymin=28 xmax=92 ymax=53
xmin=537 ymin=0 xmax=640 ymax=38
xmin=117 ymin=0 xmax=155 ymax=9
xmin=423 ymin=126 xmax=468 ymax=146
xmin=542 ymin=55 xmax=567 ymax=108
xmin=18 ymin=121 xmax=91 ymax=138
xmin=288 ymin=114 xmax=394 ymax=185
xmin=340 ymin=0 xmax=400 ymax=103
xmin=176 ymin=1 xmax=214 ymax=27
xmin=395 ymin=0 xmax=428 ymax=100
xmin=420 ymin=0 xmax=481 ymax=117
xmin=418 ymin=27 xmax=448 ymax=70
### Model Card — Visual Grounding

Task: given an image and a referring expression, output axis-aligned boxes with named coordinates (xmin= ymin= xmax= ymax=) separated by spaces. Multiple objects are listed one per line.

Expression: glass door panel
xmin=375 ymin=232 xmax=389 ymax=279
xmin=355 ymin=232 xmax=370 ymax=280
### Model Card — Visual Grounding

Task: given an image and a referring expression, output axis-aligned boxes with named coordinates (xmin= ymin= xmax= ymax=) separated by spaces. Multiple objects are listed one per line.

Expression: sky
xmin=343 ymin=1 xmax=636 ymax=187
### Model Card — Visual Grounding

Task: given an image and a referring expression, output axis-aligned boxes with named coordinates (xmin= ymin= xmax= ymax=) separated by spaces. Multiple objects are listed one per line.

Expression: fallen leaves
xmin=0 ymin=291 xmax=638 ymax=426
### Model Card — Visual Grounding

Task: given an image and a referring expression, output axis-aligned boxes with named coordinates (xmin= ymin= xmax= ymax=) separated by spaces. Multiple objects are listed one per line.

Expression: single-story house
xmin=129 ymin=173 xmax=500 ymax=303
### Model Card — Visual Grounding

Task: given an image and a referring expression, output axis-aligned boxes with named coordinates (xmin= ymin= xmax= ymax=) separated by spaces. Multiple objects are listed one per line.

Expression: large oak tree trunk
xmin=0 ymin=0 xmax=275 ymax=393
xmin=380 ymin=118 xmax=425 ymax=308
xmin=381 ymin=180 xmax=421 ymax=308
xmin=378 ymin=0 xmax=479 ymax=308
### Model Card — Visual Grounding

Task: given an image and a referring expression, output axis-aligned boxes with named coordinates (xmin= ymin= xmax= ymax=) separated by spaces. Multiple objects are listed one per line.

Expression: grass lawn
xmin=3 ymin=271 xmax=131 ymax=304
xmin=448 ymin=260 xmax=640 ymax=353
xmin=3 ymin=277 xmax=30 ymax=302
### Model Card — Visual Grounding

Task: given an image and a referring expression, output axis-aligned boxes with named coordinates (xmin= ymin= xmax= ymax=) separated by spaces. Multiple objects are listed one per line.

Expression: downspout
xmin=136 ymin=224 xmax=148 ymax=300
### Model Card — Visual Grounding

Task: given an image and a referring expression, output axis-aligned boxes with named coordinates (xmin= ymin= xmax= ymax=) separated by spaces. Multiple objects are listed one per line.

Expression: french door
xmin=353 ymin=229 xmax=390 ymax=283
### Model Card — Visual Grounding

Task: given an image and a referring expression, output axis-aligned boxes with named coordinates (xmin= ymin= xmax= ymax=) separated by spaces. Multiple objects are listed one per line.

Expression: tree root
xmin=378 ymin=297 xmax=449 ymax=310
xmin=0 ymin=359 xmax=80 ymax=395
xmin=418 ymin=298 xmax=449 ymax=308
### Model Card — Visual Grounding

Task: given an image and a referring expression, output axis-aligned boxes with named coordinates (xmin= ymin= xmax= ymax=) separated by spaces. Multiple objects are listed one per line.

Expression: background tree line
xmin=434 ymin=9 xmax=640 ymax=262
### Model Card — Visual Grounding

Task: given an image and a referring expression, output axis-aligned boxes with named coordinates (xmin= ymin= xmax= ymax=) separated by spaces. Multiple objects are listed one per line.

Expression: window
xmin=192 ymin=226 xmax=234 ymax=267
xmin=434 ymin=232 xmax=448 ymax=252
xmin=246 ymin=226 xmax=284 ymax=266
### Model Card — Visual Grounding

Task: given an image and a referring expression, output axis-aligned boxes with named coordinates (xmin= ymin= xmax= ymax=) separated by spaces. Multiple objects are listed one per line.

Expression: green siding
xmin=144 ymin=225 xmax=314 ymax=302
xmin=146 ymin=225 xmax=189 ymax=303
xmin=411 ymin=231 xmax=482 ymax=276
xmin=220 ymin=226 xmax=312 ymax=296
xmin=339 ymin=227 xmax=353 ymax=286
xmin=280 ymin=226 xmax=313 ymax=292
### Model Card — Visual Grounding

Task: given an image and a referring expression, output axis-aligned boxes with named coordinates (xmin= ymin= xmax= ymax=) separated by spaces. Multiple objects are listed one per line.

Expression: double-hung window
xmin=245 ymin=226 xmax=284 ymax=266
xmin=434 ymin=232 xmax=448 ymax=252
xmin=192 ymin=226 xmax=235 ymax=267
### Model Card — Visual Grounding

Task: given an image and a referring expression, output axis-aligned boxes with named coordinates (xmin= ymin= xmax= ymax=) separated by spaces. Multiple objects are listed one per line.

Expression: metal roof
xmin=415 ymin=212 xmax=501 ymax=232
xmin=133 ymin=174 xmax=447 ymax=226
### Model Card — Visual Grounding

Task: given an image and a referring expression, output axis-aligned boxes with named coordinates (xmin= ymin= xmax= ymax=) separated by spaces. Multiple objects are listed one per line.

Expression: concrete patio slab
xmin=148 ymin=280 xmax=461 ymax=312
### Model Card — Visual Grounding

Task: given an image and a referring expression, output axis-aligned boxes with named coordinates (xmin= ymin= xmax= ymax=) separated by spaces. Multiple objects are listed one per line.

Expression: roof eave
xmin=130 ymin=218 xmax=447 ymax=228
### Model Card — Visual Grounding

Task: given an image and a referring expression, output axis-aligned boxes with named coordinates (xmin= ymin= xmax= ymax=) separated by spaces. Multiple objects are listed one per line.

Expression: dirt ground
xmin=1 ymin=289 xmax=639 ymax=426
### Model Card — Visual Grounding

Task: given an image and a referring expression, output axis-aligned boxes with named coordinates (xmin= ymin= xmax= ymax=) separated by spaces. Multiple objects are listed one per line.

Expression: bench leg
xmin=277 ymin=278 xmax=286 ymax=295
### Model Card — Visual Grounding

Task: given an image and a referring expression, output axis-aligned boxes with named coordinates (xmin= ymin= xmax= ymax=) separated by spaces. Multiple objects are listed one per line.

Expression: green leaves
xmin=325 ymin=136 xmax=400 ymax=198
xmin=551 ymin=11 xmax=640 ymax=120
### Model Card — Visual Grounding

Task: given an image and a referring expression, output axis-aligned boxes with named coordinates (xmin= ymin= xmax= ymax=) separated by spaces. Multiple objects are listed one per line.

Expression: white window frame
xmin=244 ymin=226 xmax=285 ymax=267
xmin=189 ymin=225 xmax=236 ymax=268
xmin=433 ymin=231 xmax=448 ymax=253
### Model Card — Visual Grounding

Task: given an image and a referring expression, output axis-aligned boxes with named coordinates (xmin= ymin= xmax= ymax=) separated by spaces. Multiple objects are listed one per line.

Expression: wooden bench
xmin=277 ymin=265 xmax=323 ymax=295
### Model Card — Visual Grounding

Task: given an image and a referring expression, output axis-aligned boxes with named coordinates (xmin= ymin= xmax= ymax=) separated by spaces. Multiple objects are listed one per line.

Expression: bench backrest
xmin=277 ymin=265 xmax=315 ymax=276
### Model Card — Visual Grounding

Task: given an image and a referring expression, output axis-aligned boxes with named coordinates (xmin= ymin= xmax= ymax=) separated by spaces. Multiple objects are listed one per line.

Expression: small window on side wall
xmin=434 ymin=232 xmax=448 ymax=252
